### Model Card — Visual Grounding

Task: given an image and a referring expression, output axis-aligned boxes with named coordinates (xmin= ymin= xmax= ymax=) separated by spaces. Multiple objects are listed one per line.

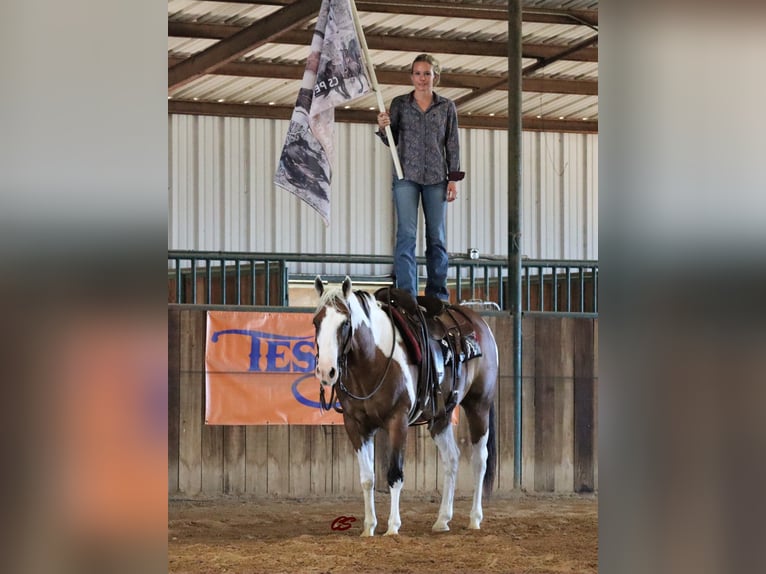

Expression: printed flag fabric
xmin=274 ymin=0 xmax=371 ymax=226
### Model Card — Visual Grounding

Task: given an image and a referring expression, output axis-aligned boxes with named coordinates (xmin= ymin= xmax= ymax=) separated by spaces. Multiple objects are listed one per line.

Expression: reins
xmin=320 ymin=294 xmax=397 ymax=413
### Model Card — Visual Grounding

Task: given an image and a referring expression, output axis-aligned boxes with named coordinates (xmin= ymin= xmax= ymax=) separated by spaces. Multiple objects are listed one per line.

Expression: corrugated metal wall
xmin=169 ymin=114 xmax=598 ymax=274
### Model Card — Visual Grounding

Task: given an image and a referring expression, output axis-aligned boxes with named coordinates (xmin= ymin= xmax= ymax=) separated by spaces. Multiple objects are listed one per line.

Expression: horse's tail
xmin=483 ymin=401 xmax=497 ymax=497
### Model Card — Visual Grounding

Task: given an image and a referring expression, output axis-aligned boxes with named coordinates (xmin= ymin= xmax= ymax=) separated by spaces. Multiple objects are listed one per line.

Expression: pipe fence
xmin=168 ymin=250 xmax=597 ymax=314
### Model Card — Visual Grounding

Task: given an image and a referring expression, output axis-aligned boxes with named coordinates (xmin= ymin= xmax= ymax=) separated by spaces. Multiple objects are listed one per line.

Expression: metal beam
xmin=522 ymin=33 xmax=599 ymax=76
xmin=168 ymin=0 xmax=321 ymax=90
xmin=167 ymin=99 xmax=597 ymax=134
xmin=454 ymin=33 xmax=599 ymax=108
xmin=193 ymin=1 xmax=598 ymax=26
xmin=168 ymin=22 xmax=599 ymax=62
xmin=166 ymin=57 xmax=598 ymax=96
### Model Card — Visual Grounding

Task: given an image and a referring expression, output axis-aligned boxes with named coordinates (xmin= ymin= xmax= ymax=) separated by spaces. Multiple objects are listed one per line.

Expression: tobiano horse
xmin=312 ymin=276 xmax=498 ymax=536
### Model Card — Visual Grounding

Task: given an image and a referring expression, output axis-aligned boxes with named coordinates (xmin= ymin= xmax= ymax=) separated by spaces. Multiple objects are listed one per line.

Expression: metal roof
xmin=168 ymin=1 xmax=598 ymax=133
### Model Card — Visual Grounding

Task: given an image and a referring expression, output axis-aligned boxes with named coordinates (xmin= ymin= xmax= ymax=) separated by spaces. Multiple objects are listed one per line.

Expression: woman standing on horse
xmin=375 ymin=53 xmax=464 ymax=302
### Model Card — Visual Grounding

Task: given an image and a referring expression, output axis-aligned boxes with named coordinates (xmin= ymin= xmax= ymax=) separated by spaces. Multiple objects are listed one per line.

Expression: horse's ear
xmin=314 ymin=275 xmax=324 ymax=296
xmin=342 ymin=276 xmax=352 ymax=299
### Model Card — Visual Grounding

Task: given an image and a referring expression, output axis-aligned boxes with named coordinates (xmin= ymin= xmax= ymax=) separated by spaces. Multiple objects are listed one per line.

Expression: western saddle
xmin=373 ymin=287 xmax=483 ymax=427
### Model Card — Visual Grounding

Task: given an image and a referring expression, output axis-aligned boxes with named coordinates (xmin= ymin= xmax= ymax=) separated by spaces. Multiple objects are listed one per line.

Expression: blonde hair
xmin=411 ymin=53 xmax=441 ymax=86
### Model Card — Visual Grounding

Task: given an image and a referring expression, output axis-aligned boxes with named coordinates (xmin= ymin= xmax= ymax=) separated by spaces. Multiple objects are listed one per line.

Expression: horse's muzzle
xmin=315 ymin=357 xmax=339 ymax=385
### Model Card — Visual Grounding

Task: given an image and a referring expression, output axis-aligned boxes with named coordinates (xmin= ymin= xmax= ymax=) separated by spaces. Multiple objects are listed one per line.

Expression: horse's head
xmin=312 ymin=275 xmax=354 ymax=386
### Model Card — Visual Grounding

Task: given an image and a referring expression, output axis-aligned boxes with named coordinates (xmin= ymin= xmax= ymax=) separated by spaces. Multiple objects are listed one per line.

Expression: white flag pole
xmin=348 ymin=0 xmax=404 ymax=180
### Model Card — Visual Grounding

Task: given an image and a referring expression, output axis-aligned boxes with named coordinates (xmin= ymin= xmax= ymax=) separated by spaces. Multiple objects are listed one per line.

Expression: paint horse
xmin=313 ymin=276 xmax=498 ymax=536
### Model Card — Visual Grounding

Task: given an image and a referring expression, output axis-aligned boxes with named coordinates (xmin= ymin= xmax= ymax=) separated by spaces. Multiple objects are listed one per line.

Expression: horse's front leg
xmin=384 ymin=413 xmax=408 ymax=536
xmin=355 ymin=438 xmax=377 ymax=536
xmin=432 ymin=423 xmax=460 ymax=532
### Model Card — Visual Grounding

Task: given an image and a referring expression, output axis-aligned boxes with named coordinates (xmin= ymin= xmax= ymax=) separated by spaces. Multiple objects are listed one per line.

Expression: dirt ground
xmin=169 ymin=492 xmax=597 ymax=574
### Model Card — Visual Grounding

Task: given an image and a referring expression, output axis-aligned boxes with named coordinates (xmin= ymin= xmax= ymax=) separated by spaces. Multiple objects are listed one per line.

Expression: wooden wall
xmin=168 ymin=306 xmax=598 ymax=497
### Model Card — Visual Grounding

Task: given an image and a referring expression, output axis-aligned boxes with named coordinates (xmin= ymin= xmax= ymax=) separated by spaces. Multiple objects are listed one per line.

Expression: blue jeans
xmin=392 ymin=179 xmax=449 ymax=301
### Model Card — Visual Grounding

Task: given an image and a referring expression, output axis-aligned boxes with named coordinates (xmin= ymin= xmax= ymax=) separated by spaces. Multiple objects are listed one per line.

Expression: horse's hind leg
xmin=467 ymin=428 xmax=489 ymax=529
xmin=431 ymin=420 xmax=459 ymax=532
xmin=463 ymin=401 xmax=492 ymax=530
xmin=355 ymin=437 xmax=378 ymax=536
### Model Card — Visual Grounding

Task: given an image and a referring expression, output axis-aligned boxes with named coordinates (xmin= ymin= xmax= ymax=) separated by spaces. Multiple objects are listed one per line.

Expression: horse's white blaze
xmin=469 ymin=430 xmax=489 ymax=529
xmin=433 ymin=426 xmax=460 ymax=532
xmin=385 ymin=479 xmax=403 ymax=536
xmin=356 ymin=440 xmax=377 ymax=537
xmin=314 ymin=306 xmax=346 ymax=384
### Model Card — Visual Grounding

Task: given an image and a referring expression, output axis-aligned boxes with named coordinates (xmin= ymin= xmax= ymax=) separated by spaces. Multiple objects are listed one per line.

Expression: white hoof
xmin=468 ymin=520 xmax=481 ymax=530
xmin=432 ymin=520 xmax=450 ymax=532
xmin=360 ymin=524 xmax=376 ymax=537
xmin=383 ymin=528 xmax=399 ymax=536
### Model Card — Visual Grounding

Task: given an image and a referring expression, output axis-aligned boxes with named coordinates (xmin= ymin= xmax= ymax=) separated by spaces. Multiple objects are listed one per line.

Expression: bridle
xmin=318 ymin=296 xmax=397 ymax=413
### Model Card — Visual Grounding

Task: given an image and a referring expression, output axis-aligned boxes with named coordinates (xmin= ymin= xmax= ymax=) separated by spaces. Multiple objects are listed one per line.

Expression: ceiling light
xmin=536 ymin=115 xmax=541 ymax=119
xmin=344 ymin=105 xmax=350 ymax=109
xmin=268 ymin=101 xmax=275 ymax=106
xmin=559 ymin=116 xmax=564 ymax=120
xmin=489 ymin=113 xmax=495 ymax=117
xmin=218 ymin=99 xmax=225 ymax=103
xmin=582 ymin=117 xmax=588 ymax=120
xmin=193 ymin=97 xmax=199 ymax=101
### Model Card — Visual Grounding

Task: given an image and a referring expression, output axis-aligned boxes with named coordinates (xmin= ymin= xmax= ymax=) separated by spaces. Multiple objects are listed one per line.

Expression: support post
xmin=508 ymin=0 xmax=523 ymax=489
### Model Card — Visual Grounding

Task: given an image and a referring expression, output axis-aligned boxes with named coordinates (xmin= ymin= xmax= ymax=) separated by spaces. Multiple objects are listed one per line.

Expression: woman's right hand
xmin=377 ymin=112 xmax=390 ymax=130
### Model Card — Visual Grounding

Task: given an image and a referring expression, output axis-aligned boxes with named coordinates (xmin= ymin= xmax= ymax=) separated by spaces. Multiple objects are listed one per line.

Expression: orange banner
xmin=205 ymin=311 xmax=343 ymax=425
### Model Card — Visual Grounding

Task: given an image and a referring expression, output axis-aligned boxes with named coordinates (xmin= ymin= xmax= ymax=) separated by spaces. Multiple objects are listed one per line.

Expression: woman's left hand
xmin=446 ymin=182 xmax=458 ymax=202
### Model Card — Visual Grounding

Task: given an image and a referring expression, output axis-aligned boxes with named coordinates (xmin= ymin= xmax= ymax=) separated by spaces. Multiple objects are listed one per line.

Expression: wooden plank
xmin=493 ymin=315 xmax=515 ymax=492
xmin=168 ymin=307 xmax=181 ymax=494
xmin=333 ymin=426 xmax=357 ymax=494
xmin=201 ymin=422 xmax=224 ymax=494
xmin=553 ymin=318 xmax=575 ymax=493
xmin=573 ymin=318 xmax=595 ymax=492
xmin=178 ymin=309 xmax=204 ymax=495
xmin=496 ymin=375 xmax=514 ymax=492
xmin=289 ymin=425 xmax=312 ymax=496
xmin=223 ymin=425 xmax=246 ymax=494
xmin=521 ymin=315 xmax=536 ymax=492
xmin=245 ymin=426 xmax=268 ymax=496
xmin=533 ymin=317 xmax=556 ymax=492
xmin=593 ymin=319 xmax=599 ymax=490
xmin=191 ymin=306 xmax=223 ymax=494
xmin=310 ymin=425 xmax=333 ymax=495
xmin=267 ymin=425 xmax=290 ymax=496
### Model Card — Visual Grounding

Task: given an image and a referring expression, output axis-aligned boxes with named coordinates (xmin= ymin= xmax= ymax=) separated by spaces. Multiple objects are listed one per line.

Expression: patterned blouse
xmin=376 ymin=91 xmax=464 ymax=185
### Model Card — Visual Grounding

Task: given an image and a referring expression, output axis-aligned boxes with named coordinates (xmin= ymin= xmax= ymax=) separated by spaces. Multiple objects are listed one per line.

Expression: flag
xmin=274 ymin=0 xmax=371 ymax=226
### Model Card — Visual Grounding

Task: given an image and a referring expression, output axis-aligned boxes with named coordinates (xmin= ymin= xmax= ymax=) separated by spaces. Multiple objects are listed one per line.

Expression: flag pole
xmin=348 ymin=0 xmax=403 ymax=180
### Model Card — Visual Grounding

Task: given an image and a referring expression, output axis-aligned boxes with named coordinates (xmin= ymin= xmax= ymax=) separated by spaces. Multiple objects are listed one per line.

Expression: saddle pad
xmin=388 ymin=305 xmax=422 ymax=364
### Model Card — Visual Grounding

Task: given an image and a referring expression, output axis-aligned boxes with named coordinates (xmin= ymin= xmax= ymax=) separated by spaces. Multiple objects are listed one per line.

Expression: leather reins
xmin=319 ymin=296 xmax=397 ymax=413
